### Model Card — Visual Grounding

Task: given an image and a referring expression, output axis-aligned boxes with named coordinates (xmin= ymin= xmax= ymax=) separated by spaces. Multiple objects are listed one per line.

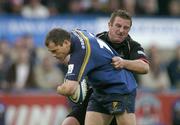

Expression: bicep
xmin=130 ymin=44 xmax=149 ymax=63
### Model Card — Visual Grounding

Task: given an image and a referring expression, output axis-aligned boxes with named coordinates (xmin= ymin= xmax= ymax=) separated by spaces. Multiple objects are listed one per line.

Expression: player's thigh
xmin=67 ymin=103 xmax=87 ymax=125
xmin=115 ymin=111 xmax=136 ymax=125
xmin=85 ymin=111 xmax=113 ymax=125
xmin=67 ymin=88 xmax=93 ymax=125
xmin=62 ymin=116 xmax=80 ymax=125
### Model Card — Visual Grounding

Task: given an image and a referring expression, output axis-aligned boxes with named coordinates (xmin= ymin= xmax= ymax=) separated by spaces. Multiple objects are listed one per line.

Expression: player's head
xmin=108 ymin=9 xmax=132 ymax=43
xmin=109 ymin=9 xmax=132 ymax=26
xmin=45 ymin=28 xmax=71 ymax=62
xmin=45 ymin=28 xmax=70 ymax=46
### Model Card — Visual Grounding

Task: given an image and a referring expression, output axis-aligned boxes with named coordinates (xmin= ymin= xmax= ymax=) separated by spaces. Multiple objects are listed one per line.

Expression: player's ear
xmin=108 ymin=22 xmax=112 ymax=28
xmin=63 ymin=40 xmax=71 ymax=46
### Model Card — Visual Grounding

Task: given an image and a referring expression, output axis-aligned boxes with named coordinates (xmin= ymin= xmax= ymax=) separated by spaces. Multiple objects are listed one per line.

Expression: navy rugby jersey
xmin=65 ymin=29 xmax=137 ymax=94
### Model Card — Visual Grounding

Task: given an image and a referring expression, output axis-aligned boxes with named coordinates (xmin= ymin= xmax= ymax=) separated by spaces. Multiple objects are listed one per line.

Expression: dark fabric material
xmin=87 ymin=89 xmax=136 ymax=115
xmin=67 ymin=88 xmax=92 ymax=125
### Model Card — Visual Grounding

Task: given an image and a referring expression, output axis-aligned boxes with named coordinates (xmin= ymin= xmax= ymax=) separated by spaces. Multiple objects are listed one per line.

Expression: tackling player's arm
xmin=112 ymin=42 xmax=149 ymax=74
xmin=112 ymin=57 xmax=149 ymax=74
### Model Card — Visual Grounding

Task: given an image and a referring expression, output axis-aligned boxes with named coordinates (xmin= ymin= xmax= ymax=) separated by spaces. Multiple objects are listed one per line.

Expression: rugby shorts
xmin=87 ymin=89 xmax=136 ymax=115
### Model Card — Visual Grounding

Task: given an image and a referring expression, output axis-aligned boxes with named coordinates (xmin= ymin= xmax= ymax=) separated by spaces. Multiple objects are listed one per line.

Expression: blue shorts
xmin=87 ymin=89 xmax=136 ymax=115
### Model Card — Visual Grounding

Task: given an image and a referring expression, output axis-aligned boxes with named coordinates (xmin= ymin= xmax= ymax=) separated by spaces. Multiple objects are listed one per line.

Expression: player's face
xmin=47 ymin=41 xmax=70 ymax=63
xmin=108 ymin=16 xmax=131 ymax=43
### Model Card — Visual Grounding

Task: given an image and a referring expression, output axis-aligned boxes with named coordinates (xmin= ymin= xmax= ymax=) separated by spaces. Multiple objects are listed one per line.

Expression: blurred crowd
xmin=138 ymin=44 xmax=180 ymax=92
xmin=0 ymin=0 xmax=179 ymax=92
xmin=0 ymin=33 xmax=179 ymax=92
xmin=0 ymin=0 xmax=180 ymax=18
xmin=0 ymin=35 xmax=65 ymax=91
xmin=0 ymin=1 xmax=179 ymax=125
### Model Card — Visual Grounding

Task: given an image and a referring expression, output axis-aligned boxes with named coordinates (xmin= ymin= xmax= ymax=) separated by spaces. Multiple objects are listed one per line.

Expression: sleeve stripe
xmin=75 ymin=30 xmax=91 ymax=81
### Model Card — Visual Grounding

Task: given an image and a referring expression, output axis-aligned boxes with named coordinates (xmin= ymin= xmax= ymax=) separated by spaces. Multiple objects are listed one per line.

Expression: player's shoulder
xmin=127 ymin=35 xmax=141 ymax=47
xmin=96 ymin=31 xmax=108 ymax=38
xmin=71 ymin=29 xmax=87 ymax=41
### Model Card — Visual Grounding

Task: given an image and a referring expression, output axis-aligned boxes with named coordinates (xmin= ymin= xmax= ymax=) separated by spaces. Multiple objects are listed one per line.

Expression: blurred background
xmin=0 ymin=0 xmax=180 ymax=125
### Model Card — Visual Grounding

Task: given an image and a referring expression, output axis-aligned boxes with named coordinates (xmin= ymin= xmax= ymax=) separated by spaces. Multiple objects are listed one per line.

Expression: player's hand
xmin=112 ymin=56 xmax=125 ymax=69
xmin=57 ymin=81 xmax=78 ymax=96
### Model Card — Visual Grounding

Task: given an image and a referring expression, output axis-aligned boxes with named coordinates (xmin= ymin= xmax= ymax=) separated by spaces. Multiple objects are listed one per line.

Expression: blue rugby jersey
xmin=65 ymin=29 xmax=137 ymax=94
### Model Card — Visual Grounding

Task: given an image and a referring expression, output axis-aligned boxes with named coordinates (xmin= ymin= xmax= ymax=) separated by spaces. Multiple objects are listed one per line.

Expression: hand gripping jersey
xmin=66 ymin=29 xmax=137 ymax=94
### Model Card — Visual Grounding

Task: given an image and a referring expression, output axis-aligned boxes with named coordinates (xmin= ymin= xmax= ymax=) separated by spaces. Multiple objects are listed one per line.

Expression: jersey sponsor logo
xmin=67 ymin=64 xmax=74 ymax=74
xmin=137 ymin=50 xmax=146 ymax=56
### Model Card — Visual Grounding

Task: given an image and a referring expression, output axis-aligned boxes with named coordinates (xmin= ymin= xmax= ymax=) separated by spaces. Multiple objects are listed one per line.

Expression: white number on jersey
xmin=96 ymin=38 xmax=113 ymax=54
xmin=88 ymin=32 xmax=113 ymax=54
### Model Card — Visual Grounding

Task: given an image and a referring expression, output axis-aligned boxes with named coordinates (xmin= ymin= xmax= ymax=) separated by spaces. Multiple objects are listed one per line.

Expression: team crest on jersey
xmin=67 ymin=64 xmax=74 ymax=73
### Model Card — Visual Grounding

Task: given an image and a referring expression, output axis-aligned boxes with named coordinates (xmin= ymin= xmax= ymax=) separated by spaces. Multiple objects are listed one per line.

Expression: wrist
xmin=122 ymin=59 xmax=127 ymax=69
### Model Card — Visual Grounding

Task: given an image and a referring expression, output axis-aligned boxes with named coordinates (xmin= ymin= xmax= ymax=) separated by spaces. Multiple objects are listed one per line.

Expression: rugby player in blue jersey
xmin=45 ymin=10 xmax=149 ymax=125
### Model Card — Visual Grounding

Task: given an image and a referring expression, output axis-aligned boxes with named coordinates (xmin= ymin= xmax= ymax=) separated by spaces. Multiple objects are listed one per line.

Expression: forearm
xmin=57 ymin=80 xmax=79 ymax=96
xmin=112 ymin=56 xmax=149 ymax=74
xmin=123 ymin=59 xmax=149 ymax=74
